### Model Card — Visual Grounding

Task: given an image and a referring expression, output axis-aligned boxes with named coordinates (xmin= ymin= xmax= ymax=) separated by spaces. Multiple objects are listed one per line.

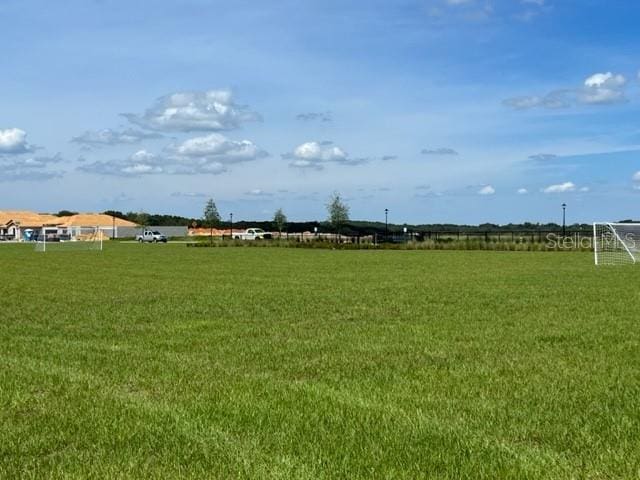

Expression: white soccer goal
xmin=35 ymin=226 xmax=104 ymax=252
xmin=593 ymin=222 xmax=640 ymax=265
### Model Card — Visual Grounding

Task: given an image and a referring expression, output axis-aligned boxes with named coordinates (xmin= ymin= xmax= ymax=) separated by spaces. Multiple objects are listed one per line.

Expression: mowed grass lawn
xmin=1 ymin=244 xmax=639 ymax=479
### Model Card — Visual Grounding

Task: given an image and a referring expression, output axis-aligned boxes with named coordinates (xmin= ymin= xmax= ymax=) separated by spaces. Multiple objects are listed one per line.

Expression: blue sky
xmin=2 ymin=0 xmax=640 ymax=224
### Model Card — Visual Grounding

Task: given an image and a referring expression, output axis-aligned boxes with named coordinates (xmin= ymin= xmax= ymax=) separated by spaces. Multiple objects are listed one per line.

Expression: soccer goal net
xmin=35 ymin=226 xmax=104 ymax=252
xmin=593 ymin=222 xmax=640 ymax=265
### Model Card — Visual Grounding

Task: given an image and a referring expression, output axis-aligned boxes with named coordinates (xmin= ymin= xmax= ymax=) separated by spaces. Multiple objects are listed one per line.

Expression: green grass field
xmin=1 ymin=244 xmax=639 ymax=479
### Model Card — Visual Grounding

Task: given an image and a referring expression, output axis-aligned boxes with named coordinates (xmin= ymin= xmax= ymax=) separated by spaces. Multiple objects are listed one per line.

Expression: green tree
xmin=127 ymin=211 xmax=150 ymax=226
xmin=273 ymin=208 xmax=287 ymax=236
xmin=326 ymin=192 xmax=349 ymax=236
xmin=203 ymin=198 xmax=221 ymax=242
xmin=203 ymin=198 xmax=220 ymax=225
xmin=56 ymin=210 xmax=78 ymax=217
xmin=102 ymin=210 xmax=127 ymax=220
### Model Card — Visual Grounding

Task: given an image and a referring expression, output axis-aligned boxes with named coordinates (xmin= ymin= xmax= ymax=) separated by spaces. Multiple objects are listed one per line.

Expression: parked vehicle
xmin=233 ymin=228 xmax=272 ymax=240
xmin=136 ymin=230 xmax=168 ymax=243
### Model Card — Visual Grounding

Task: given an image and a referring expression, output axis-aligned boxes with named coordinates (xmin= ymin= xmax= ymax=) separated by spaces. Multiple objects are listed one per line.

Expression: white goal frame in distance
xmin=35 ymin=225 xmax=104 ymax=252
xmin=593 ymin=222 xmax=639 ymax=266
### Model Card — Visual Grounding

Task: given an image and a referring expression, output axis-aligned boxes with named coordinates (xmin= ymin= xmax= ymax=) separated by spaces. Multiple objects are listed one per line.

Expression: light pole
xmin=230 ymin=213 xmax=233 ymax=240
xmin=562 ymin=203 xmax=567 ymax=238
xmin=384 ymin=208 xmax=389 ymax=237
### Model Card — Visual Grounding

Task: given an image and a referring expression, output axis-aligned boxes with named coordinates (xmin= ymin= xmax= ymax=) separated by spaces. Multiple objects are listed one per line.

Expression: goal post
xmin=35 ymin=226 xmax=104 ymax=252
xmin=593 ymin=222 xmax=640 ymax=265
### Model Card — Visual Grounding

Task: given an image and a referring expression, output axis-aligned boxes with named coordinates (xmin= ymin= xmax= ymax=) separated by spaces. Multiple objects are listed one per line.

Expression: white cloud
xmin=71 ymin=128 xmax=163 ymax=146
xmin=0 ymin=153 xmax=63 ymax=181
xmin=289 ymin=158 xmax=321 ymax=170
xmin=580 ymin=72 xmax=627 ymax=105
xmin=78 ymin=149 xmax=166 ymax=177
xmin=129 ymin=149 xmax=157 ymax=163
xmin=295 ymin=142 xmax=347 ymax=162
xmin=478 ymin=185 xmax=495 ymax=195
xmin=579 ymin=186 xmax=590 ymax=192
xmin=123 ymin=89 xmax=261 ymax=132
xmin=517 ymin=188 xmax=528 ymax=194
xmin=543 ymin=182 xmax=576 ymax=193
xmin=285 ymin=141 xmax=367 ymax=170
xmin=167 ymin=133 xmax=267 ymax=164
xmin=584 ymin=72 xmax=625 ymax=88
xmin=504 ymin=72 xmax=628 ymax=109
xmin=0 ymin=128 xmax=34 ymax=154
xmin=633 ymin=171 xmax=640 ymax=182
xmin=79 ymin=132 xmax=266 ymax=177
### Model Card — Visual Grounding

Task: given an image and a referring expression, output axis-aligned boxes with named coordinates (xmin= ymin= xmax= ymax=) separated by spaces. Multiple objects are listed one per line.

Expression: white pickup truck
xmin=233 ymin=228 xmax=272 ymax=240
xmin=136 ymin=230 xmax=168 ymax=243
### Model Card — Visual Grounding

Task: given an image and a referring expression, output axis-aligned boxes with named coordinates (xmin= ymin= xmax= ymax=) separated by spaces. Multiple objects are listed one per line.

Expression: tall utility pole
xmin=562 ymin=203 xmax=567 ymax=237
xmin=385 ymin=208 xmax=389 ymax=237
xmin=230 ymin=213 xmax=233 ymax=240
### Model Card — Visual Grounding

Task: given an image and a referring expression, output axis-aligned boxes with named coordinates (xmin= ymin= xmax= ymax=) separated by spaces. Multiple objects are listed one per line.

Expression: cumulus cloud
xmin=166 ymin=133 xmax=267 ymax=164
xmin=421 ymin=147 xmax=459 ymax=155
xmin=478 ymin=185 xmax=496 ymax=195
xmin=504 ymin=72 xmax=628 ymax=110
xmin=122 ymin=89 xmax=261 ymax=132
xmin=71 ymin=128 xmax=163 ymax=146
xmin=543 ymin=182 xmax=576 ymax=193
xmin=79 ymin=133 xmax=266 ymax=177
xmin=517 ymin=188 xmax=528 ymax=194
xmin=78 ymin=149 xmax=167 ymax=177
xmin=0 ymin=128 xmax=35 ymax=154
xmin=381 ymin=155 xmax=398 ymax=161
xmin=0 ymin=153 xmax=63 ymax=181
xmin=296 ymin=112 xmax=332 ymax=122
xmin=284 ymin=141 xmax=367 ymax=170
xmin=580 ymin=72 xmax=627 ymax=105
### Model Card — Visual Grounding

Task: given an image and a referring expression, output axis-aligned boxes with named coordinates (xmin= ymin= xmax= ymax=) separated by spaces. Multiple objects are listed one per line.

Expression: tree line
xmin=103 ymin=193 xmax=595 ymax=235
